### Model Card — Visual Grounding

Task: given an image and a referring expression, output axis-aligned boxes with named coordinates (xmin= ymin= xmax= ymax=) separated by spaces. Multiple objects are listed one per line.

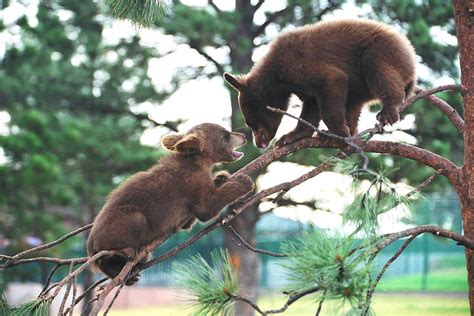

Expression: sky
xmin=0 ymin=0 xmax=459 ymax=233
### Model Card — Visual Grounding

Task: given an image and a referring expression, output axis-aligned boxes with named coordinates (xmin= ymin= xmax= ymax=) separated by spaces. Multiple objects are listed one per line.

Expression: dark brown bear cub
xmin=87 ymin=123 xmax=254 ymax=285
xmin=224 ymin=18 xmax=417 ymax=148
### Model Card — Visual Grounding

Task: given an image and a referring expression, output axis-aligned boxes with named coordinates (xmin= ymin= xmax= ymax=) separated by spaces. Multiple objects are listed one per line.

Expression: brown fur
xmin=224 ymin=18 xmax=417 ymax=148
xmin=87 ymin=123 xmax=254 ymax=285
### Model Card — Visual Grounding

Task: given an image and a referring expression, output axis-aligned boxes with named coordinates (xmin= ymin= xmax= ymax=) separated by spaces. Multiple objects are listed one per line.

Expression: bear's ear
xmin=223 ymin=72 xmax=246 ymax=91
xmin=161 ymin=134 xmax=184 ymax=151
xmin=174 ymin=134 xmax=203 ymax=155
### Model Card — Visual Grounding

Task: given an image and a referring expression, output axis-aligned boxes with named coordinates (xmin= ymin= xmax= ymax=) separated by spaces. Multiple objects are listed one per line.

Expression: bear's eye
xmin=223 ymin=131 xmax=230 ymax=141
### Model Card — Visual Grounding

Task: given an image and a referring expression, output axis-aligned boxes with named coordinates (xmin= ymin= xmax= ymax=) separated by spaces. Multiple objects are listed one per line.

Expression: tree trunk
xmin=223 ymin=204 xmax=261 ymax=316
xmin=453 ymin=0 xmax=474 ymax=312
xmin=225 ymin=2 xmax=260 ymax=315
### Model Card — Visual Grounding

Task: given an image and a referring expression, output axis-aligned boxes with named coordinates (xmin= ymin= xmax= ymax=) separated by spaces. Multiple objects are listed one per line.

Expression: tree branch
xmin=208 ymin=0 xmax=222 ymax=13
xmin=253 ymin=8 xmax=287 ymax=38
xmin=252 ymin=0 xmax=265 ymax=14
xmin=413 ymin=85 xmax=464 ymax=133
xmin=188 ymin=42 xmax=226 ymax=74
xmin=228 ymin=225 xmax=288 ymax=257
xmin=0 ymin=223 xmax=92 ymax=269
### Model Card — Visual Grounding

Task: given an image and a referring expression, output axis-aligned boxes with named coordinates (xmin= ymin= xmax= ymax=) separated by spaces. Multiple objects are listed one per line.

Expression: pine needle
xmin=10 ymin=297 xmax=52 ymax=316
xmin=0 ymin=288 xmax=11 ymax=316
xmin=173 ymin=249 xmax=238 ymax=316
xmin=106 ymin=0 xmax=166 ymax=27
xmin=280 ymin=229 xmax=372 ymax=309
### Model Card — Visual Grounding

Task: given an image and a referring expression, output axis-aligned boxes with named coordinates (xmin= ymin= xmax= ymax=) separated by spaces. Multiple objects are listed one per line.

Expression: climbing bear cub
xmin=224 ymin=19 xmax=417 ymax=148
xmin=87 ymin=123 xmax=254 ymax=285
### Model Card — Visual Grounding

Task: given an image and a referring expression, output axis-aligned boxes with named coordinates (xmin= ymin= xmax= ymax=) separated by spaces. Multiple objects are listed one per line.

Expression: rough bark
xmin=453 ymin=0 xmax=474 ymax=313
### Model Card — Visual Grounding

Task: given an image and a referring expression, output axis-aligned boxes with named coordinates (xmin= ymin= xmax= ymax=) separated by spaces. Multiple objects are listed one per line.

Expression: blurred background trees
xmin=0 ymin=0 xmax=463 ymax=315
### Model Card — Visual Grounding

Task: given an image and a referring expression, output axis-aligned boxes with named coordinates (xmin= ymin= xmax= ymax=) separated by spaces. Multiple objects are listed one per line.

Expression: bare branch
xmin=58 ymin=263 xmax=75 ymax=315
xmin=3 ymin=256 xmax=88 ymax=268
xmin=227 ymin=285 xmax=321 ymax=315
xmin=413 ymin=86 xmax=465 ymax=133
xmin=379 ymin=225 xmax=474 ymax=250
xmin=188 ymin=42 xmax=226 ymax=74
xmin=39 ymin=264 xmax=61 ymax=296
xmin=253 ymin=8 xmax=287 ymax=38
xmin=45 ymin=250 xmax=116 ymax=300
xmin=104 ymin=282 xmax=126 ymax=315
xmin=208 ymin=0 xmax=222 ymax=13
xmin=63 ymin=278 xmax=107 ymax=315
xmin=267 ymin=106 xmax=369 ymax=169
xmin=365 ymin=235 xmax=416 ymax=308
xmin=229 ymin=226 xmax=288 ymax=257
xmin=252 ymin=0 xmax=265 ymax=14
xmin=1 ymin=224 xmax=92 ymax=268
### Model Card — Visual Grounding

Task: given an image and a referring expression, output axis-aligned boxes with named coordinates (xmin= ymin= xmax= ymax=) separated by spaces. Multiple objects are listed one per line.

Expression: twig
xmin=90 ymin=233 xmax=173 ymax=315
xmin=39 ymin=264 xmax=61 ymax=296
xmin=46 ymin=250 xmax=115 ymax=300
xmin=365 ymin=235 xmax=416 ymax=310
xmin=63 ymin=278 xmax=107 ymax=315
xmin=208 ymin=0 xmax=221 ymax=13
xmin=266 ymin=106 xmax=370 ymax=170
xmin=2 ymin=256 xmax=88 ymax=268
xmin=315 ymin=290 xmax=326 ymax=316
xmin=263 ymin=286 xmax=321 ymax=315
xmin=1 ymin=224 xmax=92 ymax=268
xmin=103 ymin=281 xmax=126 ymax=315
xmin=412 ymin=85 xmax=464 ymax=133
xmin=227 ymin=286 xmax=321 ymax=315
xmin=69 ymin=276 xmax=77 ymax=316
xmin=378 ymin=225 xmax=474 ymax=250
xmin=229 ymin=226 xmax=288 ymax=257
xmin=58 ymin=263 xmax=74 ymax=315
xmin=228 ymin=293 xmax=265 ymax=314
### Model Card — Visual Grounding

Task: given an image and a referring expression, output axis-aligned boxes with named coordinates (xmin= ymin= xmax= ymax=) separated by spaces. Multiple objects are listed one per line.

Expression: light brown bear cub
xmin=224 ymin=19 xmax=417 ymax=148
xmin=87 ymin=123 xmax=254 ymax=285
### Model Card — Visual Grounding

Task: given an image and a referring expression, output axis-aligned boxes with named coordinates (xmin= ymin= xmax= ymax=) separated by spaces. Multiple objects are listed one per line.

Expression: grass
xmin=108 ymin=293 xmax=469 ymax=316
xmin=377 ymin=268 xmax=468 ymax=292
xmin=108 ymin=267 xmax=469 ymax=315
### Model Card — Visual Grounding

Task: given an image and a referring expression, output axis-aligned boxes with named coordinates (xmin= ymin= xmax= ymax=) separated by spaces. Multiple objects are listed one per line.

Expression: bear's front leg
xmin=276 ymin=97 xmax=321 ymax=147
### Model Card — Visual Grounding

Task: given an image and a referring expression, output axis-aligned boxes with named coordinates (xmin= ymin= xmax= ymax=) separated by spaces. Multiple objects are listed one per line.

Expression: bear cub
xmin=224 ymin=19 xmax=417 ymax=148
xmin=87 ymin=123 xmax=254 ymax=285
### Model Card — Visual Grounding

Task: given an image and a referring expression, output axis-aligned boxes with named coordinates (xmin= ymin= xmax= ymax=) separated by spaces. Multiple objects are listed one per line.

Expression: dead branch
xmin=0 ymin=224 xmax=92 ymax=269
xmin=229 ymin=226 xmax=288 ymax=257
xmin=413 ymin=85 xmax=465 ymax=133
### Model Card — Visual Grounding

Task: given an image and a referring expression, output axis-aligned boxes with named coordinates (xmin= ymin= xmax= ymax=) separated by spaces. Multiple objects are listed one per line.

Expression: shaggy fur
xmin=87 ymin=123 xmax=254 ymax=285
xmin=224 ymin=18 xmax=417 ymax=148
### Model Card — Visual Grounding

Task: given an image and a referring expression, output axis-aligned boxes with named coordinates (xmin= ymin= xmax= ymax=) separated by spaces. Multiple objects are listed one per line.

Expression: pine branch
xmin=106 ymin=0 xmax=165 ymax=27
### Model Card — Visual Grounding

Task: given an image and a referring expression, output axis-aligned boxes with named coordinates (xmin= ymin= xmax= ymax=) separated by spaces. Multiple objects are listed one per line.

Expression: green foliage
xmin=0 ymin=288 xmax=11 ymax=316
xmin=10 ymin=297 xmax=51 ymax=316
xmin=106 ymin=0 xmax=165 ymax=27
xmin=343 ymin=168 xmax=417 ymax=234
xmin=280 ymin=229 xmax=374 ymax=310
xmin=173 ymin=249 xmax=238 ymax=316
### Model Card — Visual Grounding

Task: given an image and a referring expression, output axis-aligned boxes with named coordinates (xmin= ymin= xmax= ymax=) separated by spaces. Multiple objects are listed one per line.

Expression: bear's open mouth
xmin=232 ymin=150 xmax=244 ymax=158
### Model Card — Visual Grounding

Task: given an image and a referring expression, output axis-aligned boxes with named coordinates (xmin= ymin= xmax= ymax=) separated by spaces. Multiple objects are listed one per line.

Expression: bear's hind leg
xmin=318 ymin=69 xmax=350 ymax=137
